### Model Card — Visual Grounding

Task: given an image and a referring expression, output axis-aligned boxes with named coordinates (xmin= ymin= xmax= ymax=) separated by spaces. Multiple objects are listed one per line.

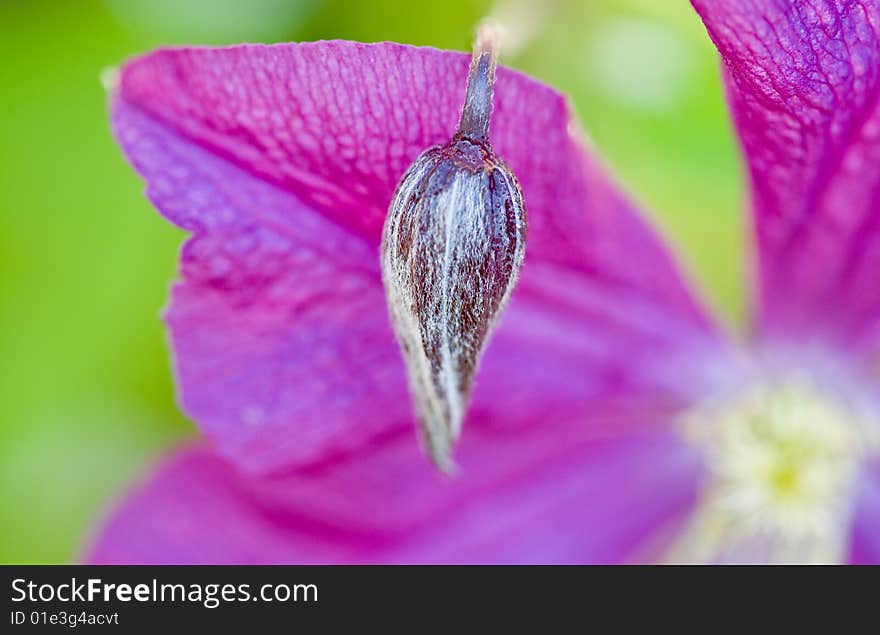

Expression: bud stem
xmin=458 ymin=23 xmax=499 ymax=142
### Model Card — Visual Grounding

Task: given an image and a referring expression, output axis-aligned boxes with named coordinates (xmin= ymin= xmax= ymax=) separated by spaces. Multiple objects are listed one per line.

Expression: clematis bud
xmin=381 ymin=26 xmax=527 ymax=471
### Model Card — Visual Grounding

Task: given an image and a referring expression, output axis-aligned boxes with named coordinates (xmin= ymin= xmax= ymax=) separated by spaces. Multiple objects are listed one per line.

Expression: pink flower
xmin=88 ymin=1 xmax=880 ymax=564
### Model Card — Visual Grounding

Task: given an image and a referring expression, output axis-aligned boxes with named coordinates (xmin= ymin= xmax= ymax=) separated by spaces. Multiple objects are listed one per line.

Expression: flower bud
xmin=381 ymin=26 xmax=527 ymax=471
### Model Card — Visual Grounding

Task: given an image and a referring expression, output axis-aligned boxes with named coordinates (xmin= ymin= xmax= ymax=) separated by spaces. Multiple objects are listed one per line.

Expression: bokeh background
xmin=0 ymin=0 xmax=744 ymax=563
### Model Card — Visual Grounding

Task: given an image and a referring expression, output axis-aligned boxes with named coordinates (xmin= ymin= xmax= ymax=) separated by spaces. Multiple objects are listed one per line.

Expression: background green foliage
xmin=0 ymin=0 xmax=743 ymax=562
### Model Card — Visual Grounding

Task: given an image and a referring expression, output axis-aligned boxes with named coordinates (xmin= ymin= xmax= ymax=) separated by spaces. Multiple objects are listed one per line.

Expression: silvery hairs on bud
xmin=381 ymin=24 xmax=528 ymax=472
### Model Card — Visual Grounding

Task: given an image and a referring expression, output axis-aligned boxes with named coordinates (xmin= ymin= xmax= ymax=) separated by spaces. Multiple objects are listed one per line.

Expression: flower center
xmin=668 ymin=375 xmax=879 ymax=563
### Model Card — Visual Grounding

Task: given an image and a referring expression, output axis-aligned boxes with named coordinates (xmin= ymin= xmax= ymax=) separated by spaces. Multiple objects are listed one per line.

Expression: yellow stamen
xmin=668 ymin=374 xmax=879 ymax=563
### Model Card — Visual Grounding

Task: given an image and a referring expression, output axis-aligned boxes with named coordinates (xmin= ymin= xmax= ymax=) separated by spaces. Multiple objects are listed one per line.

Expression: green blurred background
xmin=0 ymin=0 xmax=743 ymax=562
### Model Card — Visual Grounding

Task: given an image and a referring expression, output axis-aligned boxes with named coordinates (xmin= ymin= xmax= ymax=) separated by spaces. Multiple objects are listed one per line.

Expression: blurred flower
xmin=89 ymin=1 xmax=880 ymax=563
xmin=589 ymin=17 xmax=695 ymax=112
xmin=487 ymin=0 xmax=556 ymax=57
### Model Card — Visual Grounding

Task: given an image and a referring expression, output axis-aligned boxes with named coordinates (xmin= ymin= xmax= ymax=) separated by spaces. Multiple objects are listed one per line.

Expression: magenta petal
xmin=693 ymin=1 xmax=880 ymax=358
xmin=113 ymin=42 xmax=720 ymax=473
xmin=115 ymin=42 xmax=704 ymax=277
xmin=115 ymin=102 xmax=411 ymax=472
xmin=86 ymin=424 xmax=702 ymax=564
xmin=849 ymin=459 xmax=880 ymax=564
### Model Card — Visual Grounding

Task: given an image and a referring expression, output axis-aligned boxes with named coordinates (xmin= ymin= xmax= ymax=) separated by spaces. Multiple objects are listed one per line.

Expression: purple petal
xmin=85 ymin=425 xmax=703 ymax=564
xmin=849 ymin=459 xmax=880 ymax=564
xmin=114 ymin=42 xmax=722 ymax=473
xmin=693 ymin=1 xmax=880 ymax=359
xmin=116 ymin=102 xmax=411 ymax=472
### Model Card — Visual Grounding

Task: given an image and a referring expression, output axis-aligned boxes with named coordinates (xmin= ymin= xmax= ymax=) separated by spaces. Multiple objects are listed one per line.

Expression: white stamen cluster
xmin=669 ymin=375 xmax=879 ymax=563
